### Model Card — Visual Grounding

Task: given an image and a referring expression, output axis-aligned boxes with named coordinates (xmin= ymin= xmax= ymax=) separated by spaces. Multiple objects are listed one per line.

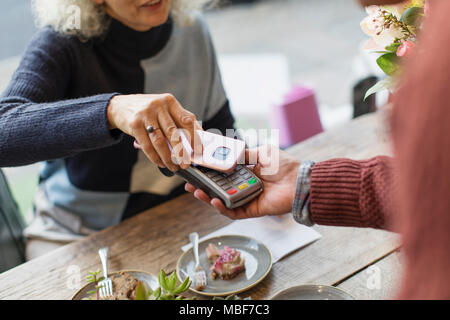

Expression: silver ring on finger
xmin=146 ymin=125 xmax=159 ymax=134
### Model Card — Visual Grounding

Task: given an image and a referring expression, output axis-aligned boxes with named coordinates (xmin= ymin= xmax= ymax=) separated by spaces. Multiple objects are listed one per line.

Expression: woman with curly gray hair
xmin=0 ymin=0 xmax=234 ymax=259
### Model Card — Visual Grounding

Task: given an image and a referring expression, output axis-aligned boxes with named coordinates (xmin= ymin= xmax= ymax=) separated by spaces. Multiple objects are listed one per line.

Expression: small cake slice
xmin=89 ymin=271 xmax=141 ymax=300
xmin=206 ymin=243 xmax=221 ymax=263
xmin=206 ymin=244 xmax=245 ymax=280
xmin=110 ymin=271 xmax=140 ymax=300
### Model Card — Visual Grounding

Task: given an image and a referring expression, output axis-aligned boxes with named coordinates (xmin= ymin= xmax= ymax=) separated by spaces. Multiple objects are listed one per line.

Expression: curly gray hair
xmin=31 ymin=0 xmax=217 ymax=40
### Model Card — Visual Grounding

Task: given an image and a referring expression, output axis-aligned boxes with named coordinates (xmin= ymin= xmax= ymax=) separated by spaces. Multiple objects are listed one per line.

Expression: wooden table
xmin=0 ymin=112 xmax=402 ymax=300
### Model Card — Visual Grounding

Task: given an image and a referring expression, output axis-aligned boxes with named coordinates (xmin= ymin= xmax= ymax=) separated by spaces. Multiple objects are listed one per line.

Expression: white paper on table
xmin=181 ymin=215 xmax=321 ymax=263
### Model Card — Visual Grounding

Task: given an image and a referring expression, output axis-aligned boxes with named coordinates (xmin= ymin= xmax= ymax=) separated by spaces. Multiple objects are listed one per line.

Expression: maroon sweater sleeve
xmin=310 ymin=156 xmax=395 ymax=230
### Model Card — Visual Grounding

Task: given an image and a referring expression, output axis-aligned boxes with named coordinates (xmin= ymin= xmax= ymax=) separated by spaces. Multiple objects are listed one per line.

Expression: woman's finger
xmin=193 ymin=120 xmax=204 ymax=155
xmin=169 ymin=98 xmax=203 ymax=156
xmin=158 ymin=109 xmax=190 ymax=169
xmin=178 ymin=112 xmax=203 ymax=156
xmin=194 ymin=120 xmax=203 ymax=132
xmin=133 ymin=126 xmax=165 ymax=168
xmin=147 ymin=121 xmax=179 ymax=172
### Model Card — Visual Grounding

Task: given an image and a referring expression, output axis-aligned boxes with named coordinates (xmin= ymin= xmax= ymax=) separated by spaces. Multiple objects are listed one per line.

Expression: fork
xmin=98 ymin=247 xmax=114 ymax=298
xmin=189 ymin=232 xmax=207 ymax=291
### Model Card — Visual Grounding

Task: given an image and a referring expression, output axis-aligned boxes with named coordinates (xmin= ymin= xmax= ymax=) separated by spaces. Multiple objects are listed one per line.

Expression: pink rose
xmin=397 ymin=41 xmax=415 ymax=57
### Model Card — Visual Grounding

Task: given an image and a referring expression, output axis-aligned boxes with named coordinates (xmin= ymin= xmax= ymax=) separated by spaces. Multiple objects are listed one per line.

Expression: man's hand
xmin=185 ymin=145 xmax=301 ymax=220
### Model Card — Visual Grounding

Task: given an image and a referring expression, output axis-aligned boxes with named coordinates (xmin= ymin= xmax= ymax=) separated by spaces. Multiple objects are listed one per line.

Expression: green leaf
xmin=159 ymin=270 xmax=170 ymax=292
xmin=135 ymin=281 xmax=149 ymax=300
xmin=167 ymin=272 xmax=178 ymax=292
xmin=401 ymin=7 xmax=424 ymax=26
xmin=364 ymin=77 xmax=394 ymax=101
xmin=173 ymin=276 xmax=191 ymax=295
xmin=385 ymin=42 xmax=401 ymax=53
xmin=152 ymin=287 xmax=161 ymax=299
xmin=376 ymin=53 xmax=399 ymax=76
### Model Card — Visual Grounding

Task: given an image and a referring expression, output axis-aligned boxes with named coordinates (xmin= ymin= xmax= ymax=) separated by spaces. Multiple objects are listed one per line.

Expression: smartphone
xmin=179 ymin=130 xmax=246 ymax=173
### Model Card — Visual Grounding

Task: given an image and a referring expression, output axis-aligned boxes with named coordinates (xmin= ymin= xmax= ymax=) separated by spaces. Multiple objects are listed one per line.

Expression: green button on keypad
xmin=248 ymin=178 xmax=257 ymax=185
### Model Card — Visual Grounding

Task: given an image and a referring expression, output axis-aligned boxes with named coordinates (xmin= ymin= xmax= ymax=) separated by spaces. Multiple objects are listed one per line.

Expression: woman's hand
xmin=185 ymin=145 xmax=301 ymax=220
xmin=107 ymin=93 xmax=203 ymax=171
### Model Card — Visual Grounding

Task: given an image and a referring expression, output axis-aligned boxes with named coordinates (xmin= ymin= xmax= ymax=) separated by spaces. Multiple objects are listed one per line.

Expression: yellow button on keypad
xmin=238 ymin=183 xmax=249 ymax=190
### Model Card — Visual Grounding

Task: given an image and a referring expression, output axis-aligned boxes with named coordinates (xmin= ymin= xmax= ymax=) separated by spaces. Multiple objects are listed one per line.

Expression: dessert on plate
xmin=87 ymin=271 xmax=141 ymax=300
xmin=206 ymin=243 xmax=245 ymax=280
xmin=110 ymin=271 xmax=141 ymax=300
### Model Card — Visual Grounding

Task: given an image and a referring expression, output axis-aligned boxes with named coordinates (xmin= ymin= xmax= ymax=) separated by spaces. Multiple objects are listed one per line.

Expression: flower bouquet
xmin=361 ymin=0 xmax=428 ymax=99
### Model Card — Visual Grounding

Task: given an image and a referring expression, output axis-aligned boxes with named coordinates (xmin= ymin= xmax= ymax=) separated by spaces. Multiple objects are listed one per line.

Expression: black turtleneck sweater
xmin=0 ymin=16 xmax=234 ymax=233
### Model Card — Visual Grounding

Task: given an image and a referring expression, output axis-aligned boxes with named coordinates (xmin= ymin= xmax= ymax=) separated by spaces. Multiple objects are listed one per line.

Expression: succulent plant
xmin=86 ymin=269 xmax=251 ymax=300
xmin=135 ymin=270 xmax=193 ymax=300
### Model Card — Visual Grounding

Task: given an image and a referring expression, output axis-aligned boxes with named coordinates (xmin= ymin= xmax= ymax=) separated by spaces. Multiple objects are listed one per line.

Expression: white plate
xmin=270 ymin=285 xmax=355 ymax=300
xmin=71 ymin=270 xmax=159 ymax=300
xmin=176 ymin=235 xmax=272 ymax=297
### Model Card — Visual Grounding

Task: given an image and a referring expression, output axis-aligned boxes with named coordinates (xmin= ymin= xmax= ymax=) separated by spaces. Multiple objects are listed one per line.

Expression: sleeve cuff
xmin=66 ymin=92 xmax=123 ymax=152
xmin=292 ymin=160 xmax=315 ymax=226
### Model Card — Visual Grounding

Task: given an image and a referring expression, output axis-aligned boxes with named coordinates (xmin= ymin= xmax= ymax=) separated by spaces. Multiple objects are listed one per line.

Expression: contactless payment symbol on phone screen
xmin=178 ymin=129 xmax=245 ymax=173
xmin=213 ymin=146 xmax=231 ymax=161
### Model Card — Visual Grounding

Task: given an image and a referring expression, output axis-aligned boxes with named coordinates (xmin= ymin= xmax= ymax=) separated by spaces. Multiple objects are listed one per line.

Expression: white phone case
xmin=179 ymin=130 xmax=245 ymax=173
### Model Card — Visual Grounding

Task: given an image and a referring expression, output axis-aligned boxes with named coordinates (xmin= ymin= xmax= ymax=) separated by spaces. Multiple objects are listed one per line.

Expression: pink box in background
xmin=271 ymin=85 xmax=323 ymax=149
